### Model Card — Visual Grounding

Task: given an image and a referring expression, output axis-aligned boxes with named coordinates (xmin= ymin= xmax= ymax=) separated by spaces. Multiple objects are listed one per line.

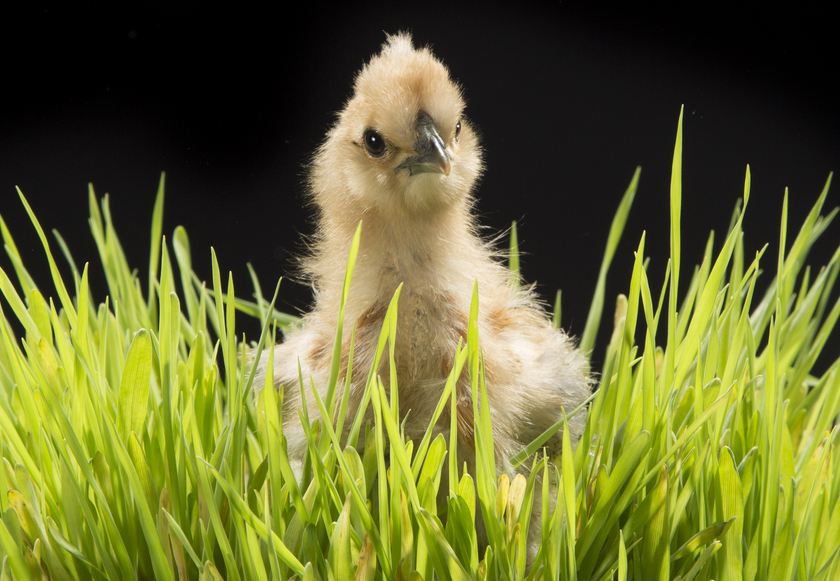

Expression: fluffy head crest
xmin=353 ymin=32 xmax=464 ymax=129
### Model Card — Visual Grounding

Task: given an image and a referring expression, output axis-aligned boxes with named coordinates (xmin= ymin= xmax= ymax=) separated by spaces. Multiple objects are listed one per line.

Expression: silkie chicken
xmin=256 ymin=32 xmax=591 ymax=556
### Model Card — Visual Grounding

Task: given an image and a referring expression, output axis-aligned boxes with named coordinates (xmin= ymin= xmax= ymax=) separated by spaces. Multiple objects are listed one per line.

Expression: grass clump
xmin=1 ymin=109 xmax=839 ymax=580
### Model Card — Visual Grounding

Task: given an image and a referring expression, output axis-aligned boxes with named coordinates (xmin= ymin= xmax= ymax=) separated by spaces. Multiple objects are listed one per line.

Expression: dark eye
xmin=363 ymin=129 xmax=386 ymax=157
xmin=455 ymin=120 xmax=461 ymax=142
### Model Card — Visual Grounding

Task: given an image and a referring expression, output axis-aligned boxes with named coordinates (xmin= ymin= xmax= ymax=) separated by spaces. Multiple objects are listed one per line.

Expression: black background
xmin=2 ymin=2 xmax=839 ymax=372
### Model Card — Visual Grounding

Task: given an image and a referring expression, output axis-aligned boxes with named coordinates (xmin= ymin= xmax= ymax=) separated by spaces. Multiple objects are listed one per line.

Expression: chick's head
xmin=312 ymin=33 xmax=483 ymax=221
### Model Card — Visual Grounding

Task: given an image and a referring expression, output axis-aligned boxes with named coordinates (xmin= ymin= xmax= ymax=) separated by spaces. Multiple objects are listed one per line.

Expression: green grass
xmin=1 ymin=108 xmax=839 ymax=580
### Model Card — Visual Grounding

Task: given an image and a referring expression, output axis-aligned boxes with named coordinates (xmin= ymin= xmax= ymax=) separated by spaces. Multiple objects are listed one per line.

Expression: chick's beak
xmin=396 ymin=111 xmax=451 ymax=176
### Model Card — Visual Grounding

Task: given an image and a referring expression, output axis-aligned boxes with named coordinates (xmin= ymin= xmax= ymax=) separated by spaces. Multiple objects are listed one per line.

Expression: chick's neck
xmin=318 ymin=199 xmax=487 ymax=314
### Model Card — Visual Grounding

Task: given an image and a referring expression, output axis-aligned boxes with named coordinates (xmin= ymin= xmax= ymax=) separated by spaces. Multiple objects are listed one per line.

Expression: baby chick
xmin=258 ymin=31 xmax=590 ymax=530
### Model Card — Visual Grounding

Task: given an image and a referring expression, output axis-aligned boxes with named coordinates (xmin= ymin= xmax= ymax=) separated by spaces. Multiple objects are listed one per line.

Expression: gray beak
xmin=396 ymin=111 xmax=451 ymax=176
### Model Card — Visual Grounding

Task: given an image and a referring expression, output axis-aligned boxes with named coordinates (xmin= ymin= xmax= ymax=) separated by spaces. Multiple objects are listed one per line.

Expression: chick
xmin=258 ymin=31 xmax=590 ymax=536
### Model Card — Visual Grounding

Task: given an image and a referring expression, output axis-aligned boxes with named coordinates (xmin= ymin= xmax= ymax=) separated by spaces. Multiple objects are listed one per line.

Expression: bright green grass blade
xmin=52 ymin=228 xmax=82 ymax=299
xmin=117 ymin=329 xmax=152 ymax=442
xmin=642 ymin=465 xmax=670 ymax=580
xmin=0 ymin=519 xmax=29 ymax=581
xmin=509 ymin=390 xmax=596 ymax=468
xmin=413 ymin=338 xmax=466 ymax=480
xmin=0 ymin=266 xmax=43 ymax=343
xmin=618 ymin=530 xmax=628 ymax=581
xmin=561 ymin=412 xmax=577 ymax=581
xmin=416 ymin=508 xmax=472 ymax=581
xmin=0 ymin=213 xmax=37 ymax=296
xmin=372 ymin=377 xmax=420 ymax=509
xmin=670 ymin=517 xmax=734 ymax=562
xmin=47 ymin=516 xmax=106 ymax=576
xmin=371 ymin=375 xmax=392 ymax=567
xmin=580 ymin=166 xmax=639 ymax=356
xmin=238 ymin=278 xmax=283 ymax=403
xmin=785 ymin=428 xmax=834 ymax=581
xmin=321 ymin=221 xmax=362 ymax=453
xmin=712 ymin=447 xmax=742 ymax=581
xmin=662 ymin=107 xmax=685 ymax=410
xmin=147 ymin=173 xmax=166 ymax=312
xmin=230 ymin=296 xmax=299 ymax=327
xmin=172 ymin=224 xmax=199 ymax=326
xmin=604 ymin=232 xmax=646 ymax=468
xmin=161 ymin=508 xmax=202 ymax=570
xmin=16 ymin=187 xmax=77 ymax=329
xmin=327 ymin=492 xmax=355 ymax=580
xmin=192 ymin=455 xmax=240 ymax=581
xmin=246 ymin=262 xmax=266 ymax=322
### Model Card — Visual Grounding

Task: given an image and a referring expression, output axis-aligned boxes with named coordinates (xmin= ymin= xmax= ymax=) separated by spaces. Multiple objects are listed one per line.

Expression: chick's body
xmin=260 ymin=33 xmax=589 ymax=488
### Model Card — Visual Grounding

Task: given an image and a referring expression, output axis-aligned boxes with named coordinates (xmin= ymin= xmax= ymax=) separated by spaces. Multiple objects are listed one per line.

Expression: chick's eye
xmin=455 ymin=120 xmax=461 ymax=142
xmin=363 ymin=129 xmax=386 ymax=157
